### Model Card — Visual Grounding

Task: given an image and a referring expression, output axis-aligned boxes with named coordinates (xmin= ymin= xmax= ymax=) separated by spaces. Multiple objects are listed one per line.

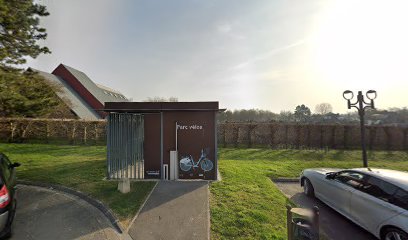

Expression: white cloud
xmin=216 ymin=23 xmax=232 ymax=33
xmin=229 ymin=39 xmax=307 ymax=71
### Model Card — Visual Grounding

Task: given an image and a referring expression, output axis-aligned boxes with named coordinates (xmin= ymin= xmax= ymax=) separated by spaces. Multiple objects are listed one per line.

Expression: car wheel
xmin=303 ymin=178 xmax=315 ymax=197
xmin=382 ymin=228 xmax=408 ymax=240
xmin=9 ymin=200 xmax=16 ymax=226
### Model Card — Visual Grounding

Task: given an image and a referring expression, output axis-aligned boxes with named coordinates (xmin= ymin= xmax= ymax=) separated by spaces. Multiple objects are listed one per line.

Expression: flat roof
xmin=103 ymin=102 xmax=225 ymax=113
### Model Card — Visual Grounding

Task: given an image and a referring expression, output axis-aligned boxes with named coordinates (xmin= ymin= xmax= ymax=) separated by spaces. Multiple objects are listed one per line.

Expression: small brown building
xmin=104 ymin=102 xmax=222 ymax=180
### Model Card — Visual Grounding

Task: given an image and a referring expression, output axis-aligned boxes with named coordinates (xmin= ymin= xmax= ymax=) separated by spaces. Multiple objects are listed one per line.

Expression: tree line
xmin=218 ymin=104 xmax=408 ymax=126
xmin=1 ymin=1 xmax=407 ymax=126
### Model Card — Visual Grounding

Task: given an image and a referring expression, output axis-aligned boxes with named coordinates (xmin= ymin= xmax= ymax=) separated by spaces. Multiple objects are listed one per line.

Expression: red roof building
xmin=32 ymin=64 xmax=128 ymax=120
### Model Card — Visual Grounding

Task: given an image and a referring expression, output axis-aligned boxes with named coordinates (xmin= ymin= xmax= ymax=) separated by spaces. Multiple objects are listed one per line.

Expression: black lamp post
xmin=342 ymin=90 xmax=377 ymax=167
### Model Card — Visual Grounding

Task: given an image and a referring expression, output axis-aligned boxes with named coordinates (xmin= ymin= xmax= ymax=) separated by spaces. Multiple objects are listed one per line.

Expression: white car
xmin=300 ymin=168 xmax=408 ymax=240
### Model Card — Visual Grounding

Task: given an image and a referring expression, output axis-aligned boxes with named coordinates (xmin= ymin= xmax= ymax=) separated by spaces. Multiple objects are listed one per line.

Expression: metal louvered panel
xmin=107 ymin=113 xmax=144 ymax=179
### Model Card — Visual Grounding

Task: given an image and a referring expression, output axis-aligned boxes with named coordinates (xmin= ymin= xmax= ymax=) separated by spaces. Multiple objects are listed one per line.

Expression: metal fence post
xmin=287 ymin=205 xmax=293 ymax=240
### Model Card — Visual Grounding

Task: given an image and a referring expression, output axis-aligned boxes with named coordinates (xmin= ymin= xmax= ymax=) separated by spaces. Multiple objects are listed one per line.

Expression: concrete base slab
xmin=128 ymin=181 xmax=209 ymax=240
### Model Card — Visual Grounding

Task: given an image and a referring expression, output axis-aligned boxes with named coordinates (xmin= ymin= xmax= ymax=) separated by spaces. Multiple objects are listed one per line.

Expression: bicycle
xmin=179 ymin=149 xmax=214 ymax=172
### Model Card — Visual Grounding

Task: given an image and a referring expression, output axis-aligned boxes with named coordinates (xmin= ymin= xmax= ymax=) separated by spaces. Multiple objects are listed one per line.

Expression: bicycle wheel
xmin=180 ymin=157 xmax=193 ymax=172
xmin=200 ymin=158 xmax=214 ymax=172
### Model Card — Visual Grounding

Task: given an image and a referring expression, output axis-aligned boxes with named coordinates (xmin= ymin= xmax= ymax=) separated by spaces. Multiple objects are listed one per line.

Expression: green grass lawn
xmin=210 ymin=148 xmax=408 ymax=240
xmin=2 ymin=143 xmax=407 ymax=239
xmin=0 ymin=143 xmax=156 ymax=226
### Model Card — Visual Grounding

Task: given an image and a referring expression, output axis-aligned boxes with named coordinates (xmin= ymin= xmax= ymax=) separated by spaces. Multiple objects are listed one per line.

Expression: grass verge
xmin=0 ymin=143 xmax=156 ymax=227
xmin=210 ymin=148 xmax=408 ymax=240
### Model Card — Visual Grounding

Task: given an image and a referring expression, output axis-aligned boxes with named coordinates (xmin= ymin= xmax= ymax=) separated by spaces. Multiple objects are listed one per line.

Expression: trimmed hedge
xmin=1 ymin=118 xmax=407 ymax=150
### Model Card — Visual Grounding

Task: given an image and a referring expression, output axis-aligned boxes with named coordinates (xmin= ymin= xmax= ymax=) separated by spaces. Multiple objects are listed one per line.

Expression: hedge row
xmin=0 ymin=118 xmax=106 ymax=144
xmin=1 ymin=118 xmax=407 ymax=150
xmin=218 ymin=122 xmax=408 ymax=150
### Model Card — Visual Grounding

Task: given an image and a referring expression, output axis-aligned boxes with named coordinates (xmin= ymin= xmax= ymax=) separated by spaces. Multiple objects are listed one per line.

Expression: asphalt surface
xmin=128 ymin=181 xmax=209 ymax=240
xmin=274 ymin=181 xmax=377 ymax=240
xmin=10 ymin=185 xmax=121 ymax=240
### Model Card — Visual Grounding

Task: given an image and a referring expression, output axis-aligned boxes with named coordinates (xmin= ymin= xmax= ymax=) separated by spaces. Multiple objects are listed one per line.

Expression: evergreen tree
xmin=0 ymin=0 xmax=50 ymax=66
xmin=294 ymin=104 xmax=311 ymax=122
xmin=0 ymin=1 xmax=67 ymax=118
xmin=0 ymin=67 xmax=64 ymax=117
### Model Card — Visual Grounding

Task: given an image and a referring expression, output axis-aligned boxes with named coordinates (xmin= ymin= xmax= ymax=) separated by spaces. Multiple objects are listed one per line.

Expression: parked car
xmin=0 ymin=153 xmax=20 ymax=239
xmin=300 ymin=168 xmax=408 ymax=240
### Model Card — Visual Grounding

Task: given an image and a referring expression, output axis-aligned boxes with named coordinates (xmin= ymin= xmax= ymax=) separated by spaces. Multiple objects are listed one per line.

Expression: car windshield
xmin=334 ymin=171 xmax=366 ymax=189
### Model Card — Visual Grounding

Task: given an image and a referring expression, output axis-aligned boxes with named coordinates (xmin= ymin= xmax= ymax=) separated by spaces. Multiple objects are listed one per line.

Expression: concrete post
xmin=118 ymin=178 xmax=130 ymax=193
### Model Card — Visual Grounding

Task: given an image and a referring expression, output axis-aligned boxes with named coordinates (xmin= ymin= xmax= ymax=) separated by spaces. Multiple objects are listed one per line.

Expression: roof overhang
xmin=101 ymin=101 xmax=226 ymax=113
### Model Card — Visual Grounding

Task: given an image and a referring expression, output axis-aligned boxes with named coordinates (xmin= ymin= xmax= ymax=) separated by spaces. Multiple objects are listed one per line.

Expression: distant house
xmin=30 ymin=64 xmax=128 ymax=120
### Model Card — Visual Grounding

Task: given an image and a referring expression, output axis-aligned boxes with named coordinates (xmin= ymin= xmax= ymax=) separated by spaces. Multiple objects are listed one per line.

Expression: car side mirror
xmin=326 ymin=172 xmax=336 ymax=180
xmin=10 ymin=162 xmax=21 ymax=168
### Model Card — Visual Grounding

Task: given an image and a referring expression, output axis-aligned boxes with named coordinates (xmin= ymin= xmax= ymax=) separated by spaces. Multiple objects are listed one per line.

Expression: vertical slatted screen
xmin=107 ymin=113 xmax=144 ymax=179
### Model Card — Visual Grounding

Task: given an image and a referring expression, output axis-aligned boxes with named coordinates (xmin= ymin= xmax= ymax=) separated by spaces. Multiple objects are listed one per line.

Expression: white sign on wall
xmin=176 ymin=124 xmax=203 ymax=130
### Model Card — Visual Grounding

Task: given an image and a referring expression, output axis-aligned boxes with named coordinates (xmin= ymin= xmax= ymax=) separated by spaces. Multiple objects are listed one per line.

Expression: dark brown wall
xmin=142 ymin=111 xmax=217 ymax=180
xmin=143 ymin=114 xmax=161 ymax=179
xmin=163 ymin=111 xmax=216 ymax=180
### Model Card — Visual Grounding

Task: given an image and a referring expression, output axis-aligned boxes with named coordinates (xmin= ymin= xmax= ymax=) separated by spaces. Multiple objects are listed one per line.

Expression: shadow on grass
xmin=331 ymin=150 xmax=346 ymax=161
xmin=2 ymin=144 xmax=106 ymax=157
xmin=220 ymin=148 xmax=335 ymax=161
xmin=220 ymin=148 xmax=408 ymax=164
xmin=18 ymin=160 xmax=106 ymax=186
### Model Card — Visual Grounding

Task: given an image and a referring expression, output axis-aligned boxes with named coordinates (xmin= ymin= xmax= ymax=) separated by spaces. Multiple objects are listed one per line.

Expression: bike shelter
xmin=104 ymin=102 xmax=223 ymax=180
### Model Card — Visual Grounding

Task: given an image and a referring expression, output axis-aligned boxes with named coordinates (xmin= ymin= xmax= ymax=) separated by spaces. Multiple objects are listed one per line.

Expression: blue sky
xmin=27 ymin=0 xmax=408 ymax=113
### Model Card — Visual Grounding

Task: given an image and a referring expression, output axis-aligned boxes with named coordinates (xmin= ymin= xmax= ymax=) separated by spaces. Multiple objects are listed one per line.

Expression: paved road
xmin=274 ymin=181 xmax=377 ymax=240
xmin=128 ymin=181 xmax=209 ymax=240
xmin=11 ymin=185 xmax=121 ymax=240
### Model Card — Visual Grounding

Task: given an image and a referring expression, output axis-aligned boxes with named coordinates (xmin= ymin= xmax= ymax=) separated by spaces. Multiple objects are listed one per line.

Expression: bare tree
xmin=168 ymin=97 xmax=178 ymax=102
xmin=315 ymin=103 xmax=333 ymax=115
xmin=218 ymin=109 xmax=279 ymax=122
xmin=143 ymin=97 xmax=178 ymax=102
xmin=278 ymin=110 xmax=295 ymax=122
